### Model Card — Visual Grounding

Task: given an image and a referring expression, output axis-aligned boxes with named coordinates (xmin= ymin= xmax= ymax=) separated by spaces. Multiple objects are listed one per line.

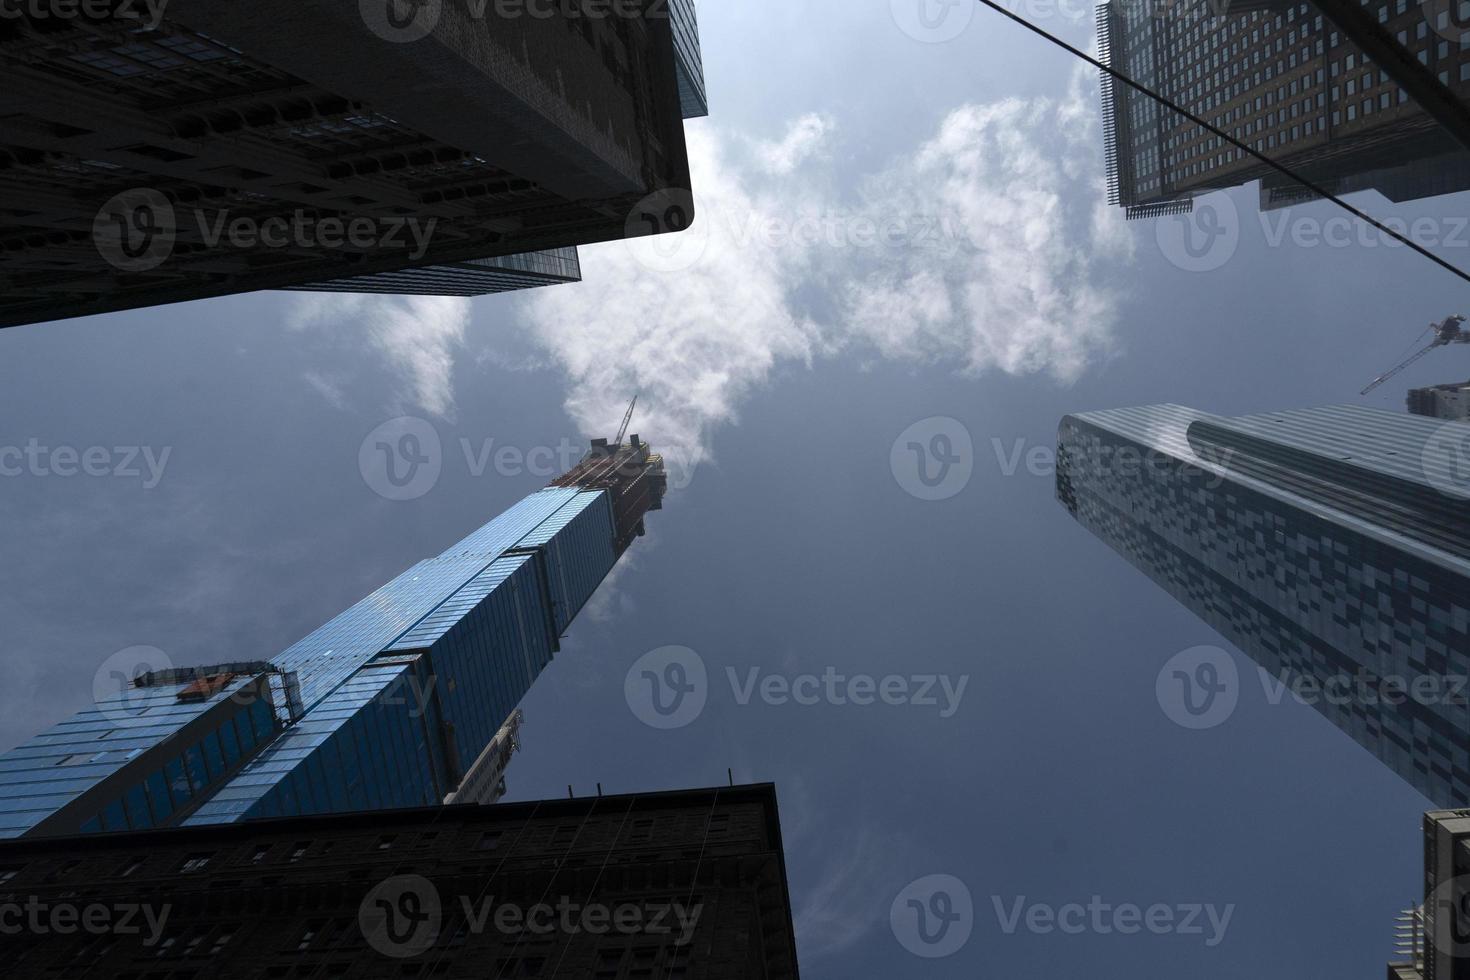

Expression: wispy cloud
xmin=778 ymin=776 xmax=916 ymax=962
xmin=753 ymin=112 xmax=836 ymax=175
xmin=289 ymin=293 xmax=470 ymax=419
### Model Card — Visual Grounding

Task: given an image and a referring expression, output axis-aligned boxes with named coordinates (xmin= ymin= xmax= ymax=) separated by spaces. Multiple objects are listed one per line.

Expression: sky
xmin=3 ymin=0 xmax=1470 ymax=975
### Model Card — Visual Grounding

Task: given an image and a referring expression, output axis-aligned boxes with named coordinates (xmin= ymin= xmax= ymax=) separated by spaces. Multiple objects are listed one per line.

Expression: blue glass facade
xmin=0 ymin=485 xmax=630 ymax=837
xmin=1057 ymin=404 xmax=1470 ymax=804
xmin=670 ymin=0 xmax=708 ymax=119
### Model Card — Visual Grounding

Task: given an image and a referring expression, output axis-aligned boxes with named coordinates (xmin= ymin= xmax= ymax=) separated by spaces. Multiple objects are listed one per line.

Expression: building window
xmin=179 ymin=853 xmax=212 ymax=873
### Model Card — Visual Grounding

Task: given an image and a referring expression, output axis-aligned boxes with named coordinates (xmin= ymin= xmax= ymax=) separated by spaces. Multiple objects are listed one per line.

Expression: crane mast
xmin=614 ymin=395 xmax=638 ymax=446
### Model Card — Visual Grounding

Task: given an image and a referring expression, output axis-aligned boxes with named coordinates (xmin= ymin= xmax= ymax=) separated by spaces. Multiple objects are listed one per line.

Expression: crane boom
xmin=614 ymin=395 xmax=637 ymax=446
xmin=1360 ymin=314 xmax=1469 ymax=395
xmin=1361 ymin=340 xmax=1444 ymax=394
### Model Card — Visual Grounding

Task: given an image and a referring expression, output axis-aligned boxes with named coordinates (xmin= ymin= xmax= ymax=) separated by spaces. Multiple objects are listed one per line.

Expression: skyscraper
xmin=0 ymin=783 xmax=801 ymax=979
xmin=0 ymin=0 xmax=692 ymax=328
xmin=1056 ymin=403 xmax=1470 ymax=804
xmin=671 ymin=0 xmax=710 ymax=119
xmin=286 ymin=248 xmax=585 ymax=298
xmin=0 ymin=437 xmax=666 ymax=838
xmin=1098 ymin=0 xmax=1470 ymax=217
xmin=287 ymin=0 xmax=709 ymax=299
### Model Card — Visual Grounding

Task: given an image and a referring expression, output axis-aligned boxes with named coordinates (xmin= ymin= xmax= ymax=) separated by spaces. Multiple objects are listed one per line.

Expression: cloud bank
xmin=288 ymin=76 xmax=1130 ymax=471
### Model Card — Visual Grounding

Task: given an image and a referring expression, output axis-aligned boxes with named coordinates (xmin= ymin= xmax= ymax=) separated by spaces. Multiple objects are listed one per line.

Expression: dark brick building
xmin=0 ymin=783 xmax=800 ymax=979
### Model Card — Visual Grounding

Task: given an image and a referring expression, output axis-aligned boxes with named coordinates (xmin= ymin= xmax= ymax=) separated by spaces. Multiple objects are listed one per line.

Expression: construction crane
xmin=1361 ymin=315 xmax=1470 ymax=395
xmin=613 ymin=394 xmax=638 ymax=446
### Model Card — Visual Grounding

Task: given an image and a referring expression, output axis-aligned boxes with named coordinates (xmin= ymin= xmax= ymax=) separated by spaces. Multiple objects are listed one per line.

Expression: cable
xmin=662 ymin=787 xmax=721 ymax=980
xmin=972 ymin=0 xmax=1470 ymax=287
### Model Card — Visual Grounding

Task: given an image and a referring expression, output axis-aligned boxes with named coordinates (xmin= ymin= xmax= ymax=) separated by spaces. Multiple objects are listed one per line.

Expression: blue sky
xmin=3 ymin=0 xmax=1470 ymax=974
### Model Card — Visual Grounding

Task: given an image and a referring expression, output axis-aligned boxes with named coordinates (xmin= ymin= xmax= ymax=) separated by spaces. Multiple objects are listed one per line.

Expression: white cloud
xmin=289 ymin=293 xmax=470 ymax=419
xmin=517 ymin=79 xmax=1129 ymax=469
xmin=753 ymin=112 xmax=836 ymax=175
xmin=284 ymin=77 xmax=1130 ymax=467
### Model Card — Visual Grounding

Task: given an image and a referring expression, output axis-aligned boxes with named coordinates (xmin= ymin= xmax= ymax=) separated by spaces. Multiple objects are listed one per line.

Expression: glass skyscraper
xmin=284 ymin=1 xmax=707 ymax=298
xmin=286 ymin=248 xmax=583 ymax=297
xmin=1098 ymin=0 xmax=1470 ymax=217
xmin=1056 ymin=403 xmax=1470 ymax=804
xmin=0 ymin=439 xmax=666 ymax=838
xmin=671 ymin=0 xmax=709 ymax=119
